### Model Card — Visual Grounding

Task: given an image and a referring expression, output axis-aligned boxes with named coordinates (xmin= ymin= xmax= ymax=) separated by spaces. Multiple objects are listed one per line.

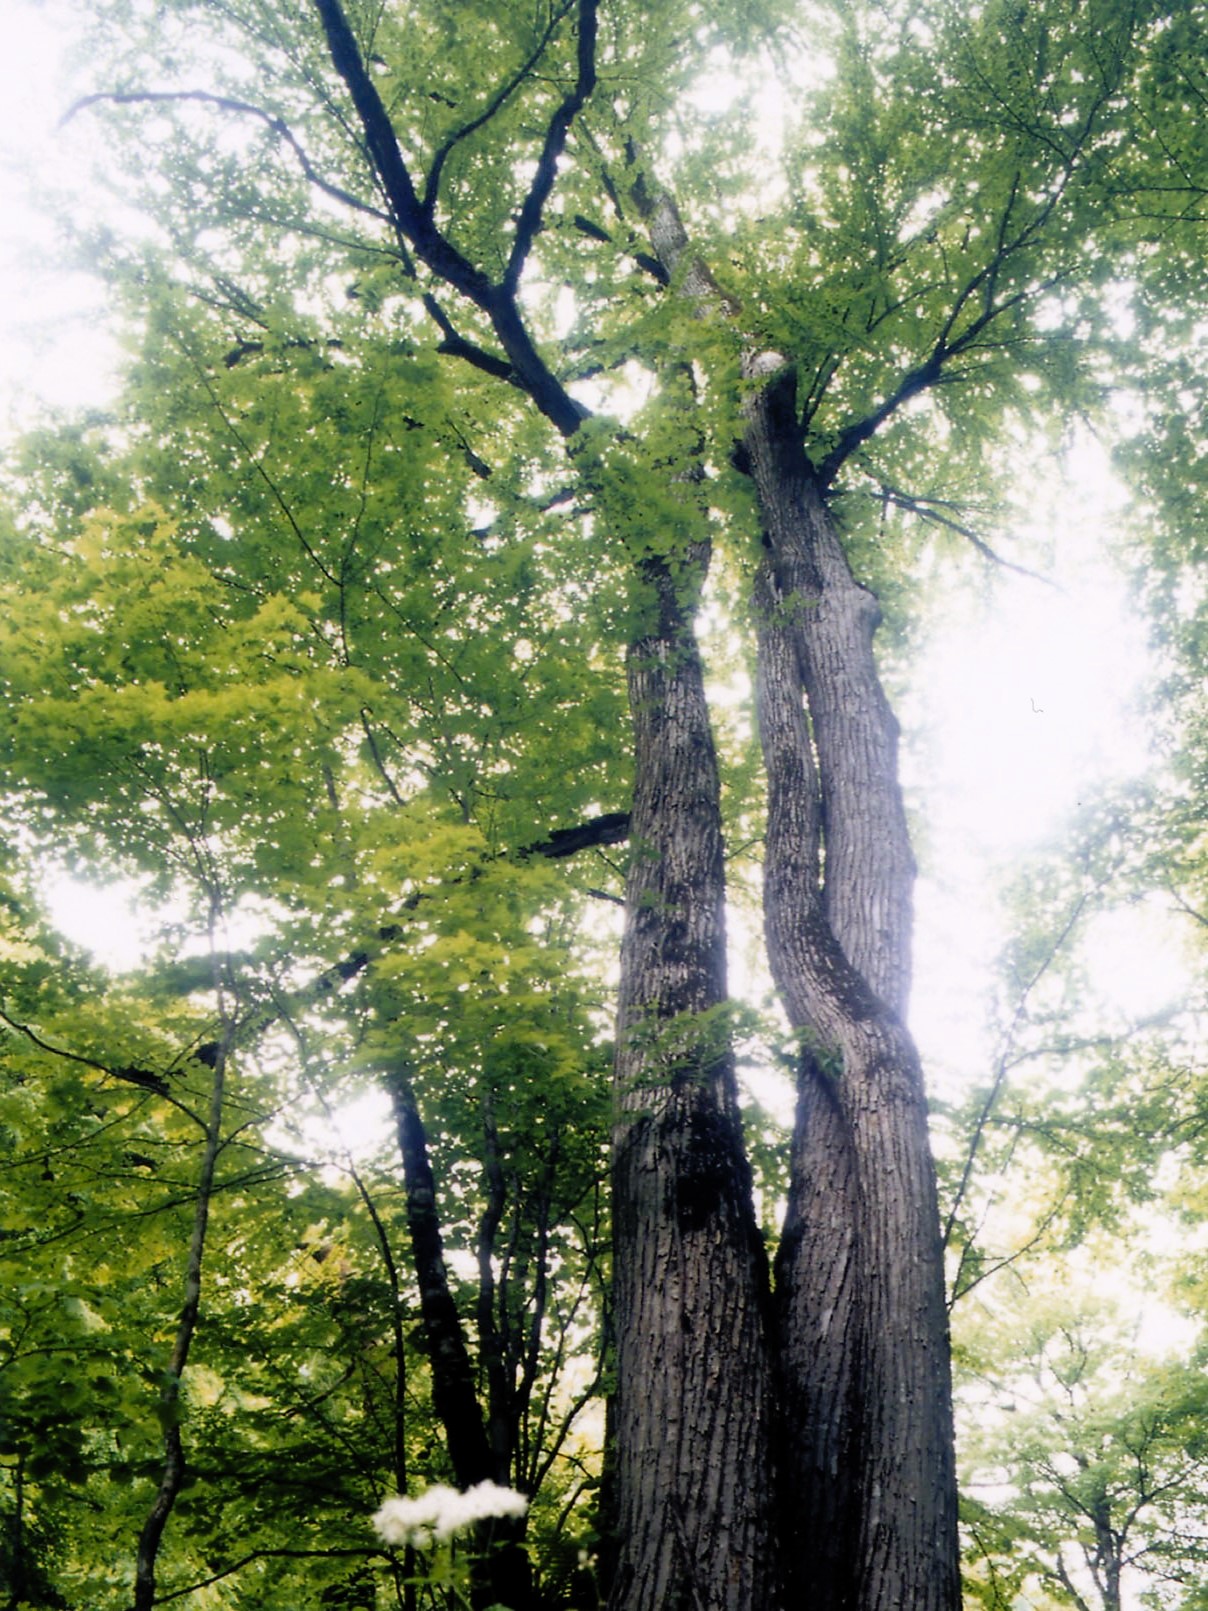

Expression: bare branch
xmin=360 ymin=707 xmax=407 ymax=806
xmin=868 ymin=481 xmax=1059 ymax=586
xmin=1166 ymin=883 xmax=1208 ymax=930
xmin=63 ymin=89 xmax=391 ymax=225
xmin=0 ymin=1004 xmax=171 ymax=1098
xmin=947 ymin=1190 xmax=1071 ymax=1308
xmin=941 ymin=886 xmax=1095 ymax=1255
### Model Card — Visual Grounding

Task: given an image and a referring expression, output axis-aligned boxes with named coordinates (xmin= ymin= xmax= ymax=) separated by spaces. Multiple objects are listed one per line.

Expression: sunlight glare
xmin=42 ymin=872 xmax=151 ymax=973
xmin=0 ymin=3 xmax=121 ymax=427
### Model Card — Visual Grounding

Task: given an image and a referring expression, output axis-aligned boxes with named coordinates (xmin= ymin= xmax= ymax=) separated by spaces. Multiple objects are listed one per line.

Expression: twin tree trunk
xmin=606 ymin=372 xmax=959 ymax=1611
xmin=294 ymin=10 xmax=959 ymax=1604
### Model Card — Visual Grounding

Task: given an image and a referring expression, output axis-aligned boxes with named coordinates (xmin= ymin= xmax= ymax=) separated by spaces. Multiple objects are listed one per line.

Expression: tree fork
xmin=307 ymin=5 xmax=779 ymax=1594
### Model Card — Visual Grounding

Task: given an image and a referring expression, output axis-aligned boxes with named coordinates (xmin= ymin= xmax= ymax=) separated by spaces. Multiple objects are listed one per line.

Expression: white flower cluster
xmin=372 ymin=1480 xmax=528 ymax=1548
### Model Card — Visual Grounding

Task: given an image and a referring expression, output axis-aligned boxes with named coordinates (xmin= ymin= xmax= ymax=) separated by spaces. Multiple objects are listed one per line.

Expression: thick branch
xmin=571 ymin=214 xmax=670 ymax=284
xmin=311 ymin=0 xmax=489 ymax=296
xmin=816 ymin=354 xmax=944 ymax=488
xmin=311 ymin=0 xmax=586 ymax=437
xmin=627 ymin=158 xmax=735 ymax=312
xmin=422 ymin=293 xmax=516 ymax=383
xmin=816 ymin=89 xmax=1117 ymax=489
xmin=503 ymin=0 xmax=599 ymax=293
xmin=0 ymin=1007 xmax=171 ymax=1098
xmin=521 ymin=810 xmax=630 ymax=859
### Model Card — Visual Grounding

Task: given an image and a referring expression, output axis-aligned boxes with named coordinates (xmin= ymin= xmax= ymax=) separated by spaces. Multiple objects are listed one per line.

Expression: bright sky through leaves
xmin=4 ymin=5 xmax=1207 ymax=1603
xmin=0 ymin=7 xmax=119 ymax=425
xmin=0 ymin=0 xmax=1184 ymax=1091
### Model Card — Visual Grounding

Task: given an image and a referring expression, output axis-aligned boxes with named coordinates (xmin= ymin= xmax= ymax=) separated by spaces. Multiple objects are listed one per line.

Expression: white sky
xmin=0 ymin=4 xmax=120 ymax=428
xmin=1 ymin=3 xmax=1189 ymax=1084
xmin=902 ymin=440 xmax=1190 ymax=1093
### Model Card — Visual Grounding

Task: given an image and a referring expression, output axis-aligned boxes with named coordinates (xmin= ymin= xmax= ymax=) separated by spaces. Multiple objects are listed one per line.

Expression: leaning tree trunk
xmin=746 ymin=370 xmax=960 ymax=1611
xmin=607 ymin=535 xmax=778 ymax=1611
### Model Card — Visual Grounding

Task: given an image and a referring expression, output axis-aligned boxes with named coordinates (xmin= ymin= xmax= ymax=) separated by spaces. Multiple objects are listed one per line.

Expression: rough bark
xmin=302 ymin=21 xmax=780 ymax=1600
xmin=621 ymin=188 xmax=956 ymax=1607
xmin=608 ymin=544 xmax=778 ymax=1611
xmin=746 ymin=371 xmax=960 ymax=1611
xmin=750 ymin=552 xmax=860 ymax=1603
xmin=1090 ymin=1496 xmax=1123 ymax=1611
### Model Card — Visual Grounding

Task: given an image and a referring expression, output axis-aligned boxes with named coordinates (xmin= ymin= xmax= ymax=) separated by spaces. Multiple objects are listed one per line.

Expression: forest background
xmin=0 ymin=0 xmax=1207 ymax=1608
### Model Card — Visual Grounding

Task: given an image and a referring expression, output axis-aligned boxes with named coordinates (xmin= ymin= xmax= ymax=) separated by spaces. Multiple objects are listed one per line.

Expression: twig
xmin=62 ymin=90 xmax=390 ymax=224
xmin=870 ymin=481 xmax=1059 ymax=587
xmin=941 ymin=885 xmax=1094 ymax=1254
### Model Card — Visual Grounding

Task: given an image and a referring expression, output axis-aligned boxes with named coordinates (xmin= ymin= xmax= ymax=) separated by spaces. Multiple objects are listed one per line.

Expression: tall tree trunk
xmin=746 ymin=372 xmax=960 ymax=1611
xmin=389 ymin=1072 xmax=533 ymax=1611
xmin=300 ymin=23 xmax=778 ymax=1596
xmin=607 ymin=541 xmax=778 ymax=1611
xmin=1090 ymin=1497 xmax=1122 ymax=1611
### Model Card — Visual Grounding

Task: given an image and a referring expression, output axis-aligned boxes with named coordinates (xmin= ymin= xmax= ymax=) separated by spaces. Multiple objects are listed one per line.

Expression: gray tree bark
xmin=746 ymin=369 xmax=960 ymax=1611
xmin=608 ymin=539 xmax=779 ymax=1611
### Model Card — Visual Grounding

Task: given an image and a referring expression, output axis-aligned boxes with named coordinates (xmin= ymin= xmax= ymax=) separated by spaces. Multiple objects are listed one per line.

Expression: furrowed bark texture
xmin=755 ymin=560 xmax=862 ymax=1605
xmin=303 ymin=24 xmax=779 ymax=1595
xmin=608 ymin=545 xmax=778 ymax=1611
xmin=747 ymin=371 xmax=960 ymax=1611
